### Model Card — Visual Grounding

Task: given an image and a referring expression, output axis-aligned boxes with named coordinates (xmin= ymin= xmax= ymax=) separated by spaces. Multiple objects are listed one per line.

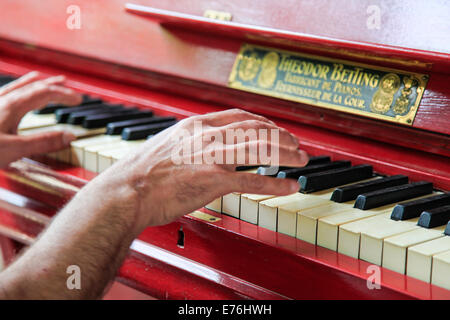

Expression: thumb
xmin=226 ymin=172 xmax=300 ymax=196
xmin=11 ymin=131 xmax=75 ymax=158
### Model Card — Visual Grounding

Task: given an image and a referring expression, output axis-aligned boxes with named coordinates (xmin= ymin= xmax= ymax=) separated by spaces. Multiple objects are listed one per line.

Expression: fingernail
xmin=25 ymin=71 xmax=39 ymax=78
xmin=298 ymin=150 xmax=309 ymax=165
xmin=62 ymin=132 xmax=76 ymax=146
xmin=289 ymin=180 xmax=300 ymax=193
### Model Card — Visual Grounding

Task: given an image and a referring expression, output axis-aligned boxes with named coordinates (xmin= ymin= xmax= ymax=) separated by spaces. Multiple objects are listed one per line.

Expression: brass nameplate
xmin=229 ymin=44 xmax=428 ymax=125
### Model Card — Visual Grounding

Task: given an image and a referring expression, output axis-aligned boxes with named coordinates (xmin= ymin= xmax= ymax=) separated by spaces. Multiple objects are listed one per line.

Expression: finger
xmin=224 ymin=172 xmax=300 ymax=195
xmin=213 ymin=141 xmax=308 ymax=168
xmin=6 ymin=84 xmax=82 ymax=118
xmin=201 ymin=109 xmax=277 ymax=127
xmin=0 ymin=71 xmax=40 ymax=96
xmin=215 ymin=119 xmax=299 ymax=147
xmin=6 ymin=131 xmax=76 ymax=159
xmin=41 ymin=75 xmax=66 ymax=85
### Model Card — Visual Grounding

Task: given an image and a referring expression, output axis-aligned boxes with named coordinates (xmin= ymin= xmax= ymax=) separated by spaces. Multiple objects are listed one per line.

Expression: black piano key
xmin=331 ymin=175 xmax=409 ymax=203
xmin=306 ymin=155 xmax=331 ymax=166
xmin=35 ymin=104 xmax=71 ymax=115
xmin=391 ymin=193 xmax=450 ymax=221
xmin=298 ymin=164 xmax=373 ymax=193
xmin=256 ymin=156 xmax=332 ymax=177
xmin=34 ymin=95 xmax=103 ymax=114
xmin=83 ymin=110 xmax=153 ymax=129
xmin=257 ymin=166 xmax=291 ymax=177
xmin=55 ymin=103 xmax=113 ymax=122
xmin=354 ymin=181 xmax=433 ymax=210
xmin=121 ymin=120 xmax=177 ymax=140
xmin=0 ymin=75 xmax=16 ymax=86
xmin=445 ymin=221 xmax=450 ymax=236
xmin=236 ymin=166 xmax=261 ymax=171
xmin=80 ymin=94 xmax=103 ymax=105
xmin=418 ymin=205 xmax=450 ymax=228
xmin=277 ymin=160 xmax=351 ymax=179
xmin=67 ymin=105 xmax=126 ymax=124
xmin=106 ymin=116 xmax=176 ymax=135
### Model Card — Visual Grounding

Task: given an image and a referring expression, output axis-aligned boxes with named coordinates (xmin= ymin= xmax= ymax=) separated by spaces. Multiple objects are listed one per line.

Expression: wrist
xmin=78 ymin=173 xmax=144 ymax=237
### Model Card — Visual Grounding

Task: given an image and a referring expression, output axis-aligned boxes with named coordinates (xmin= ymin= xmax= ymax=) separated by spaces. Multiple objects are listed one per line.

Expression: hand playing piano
xmin=0 ymin=102 xmax=309 ymax=299
xmin=0 ymin=71 xmax=82 ymax=168
xmin=89 ymin=108 xmax=309 ymax=232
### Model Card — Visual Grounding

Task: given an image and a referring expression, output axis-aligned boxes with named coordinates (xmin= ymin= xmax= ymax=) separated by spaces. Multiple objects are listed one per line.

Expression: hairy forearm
xmin=0 ymin=177 xmax=140 ymax=299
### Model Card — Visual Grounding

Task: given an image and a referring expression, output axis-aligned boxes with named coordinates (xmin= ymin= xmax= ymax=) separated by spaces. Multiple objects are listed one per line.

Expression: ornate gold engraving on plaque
xmin=257 ymin=52 xmax=279 ymax=88
xmin=393 ymin=76 xmax=420 ymax=115
xmin=370 ymin=73 xmax=401 ymax=114
xmin=238 ymin=52 xmax=260 ymax=81
xmin=228 ymin=44 xmax=429 ymax=125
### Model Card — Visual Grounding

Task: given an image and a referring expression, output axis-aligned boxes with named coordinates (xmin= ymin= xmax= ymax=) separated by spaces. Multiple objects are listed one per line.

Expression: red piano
xmin=0 ymin=0 xmax=449 ymax=299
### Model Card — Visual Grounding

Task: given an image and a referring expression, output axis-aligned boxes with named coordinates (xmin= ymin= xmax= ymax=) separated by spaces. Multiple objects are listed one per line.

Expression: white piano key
xmin=296 ymin=201 xmax=353 ymax=245
xmin=55 ymin=148 xmax=71 ymax=163
xmin=336 ymin=194 xmax=440 ymax=259
xmin=70 ymin=135 xmax=121 ymax=166
xmin=360 ymin=218 xmax=419 ymax=265
xmin=277 ymin=193 xmax=336 ymax=237
xmin=240 ymin=194 xmax=275 ymax=224
xmin=407 ymin=236 xmax=450 ymax=283
xmin=111 ymin=147 xmax=137 ymax=161
xmin=431 ymin=249 xmax=450 ymax=290
xmin=259 ymin=179 xmax=375 ymax=237
xmin=317 ymin=204 xmax=393 ymax=251
xmin=258 ymin=193 xmax=300 ymax=232
xmin=19 ymin=124 xmax=105 ymax=163
xmin=18 ymin=112 xmax=56 ymax=130
xmin=357 ymin=194 xmax=444 ymax=265
xmin=97 ymin=142 xmax=143 ymax=171
xmin=84 ymin=141 xmax=129 ymax=172
xmin=96 ymin=144 xmax=141 ymax=170
xmin=87 ymin=140 xmax=144 ymax=172
xmin=220 ymin=169 xmax=258 ymax=218
xmin=205 ymin=198 xmax=222 ymax=213
xmin=383 ymin=226 xmax=446 ymax=274
xmin=222 ymin=193 xmax=242 ymax=218
xmin=337 ymin=211 xmax=391 ymax=258
xmin=19 ymin=123 xmax=105 ymax=137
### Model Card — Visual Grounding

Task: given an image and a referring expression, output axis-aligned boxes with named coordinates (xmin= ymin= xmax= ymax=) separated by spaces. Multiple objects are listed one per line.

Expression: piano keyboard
xmin=16 ymin=91 xmax=178 ymax=173
xmin=207 ymin=159 xmax=450 ymax=291
xmin=3 ymin=75 xmax=449 ymax=292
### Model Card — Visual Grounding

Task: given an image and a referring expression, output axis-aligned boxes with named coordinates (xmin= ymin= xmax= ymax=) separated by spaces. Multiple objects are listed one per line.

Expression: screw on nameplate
xmin=203 ymin=10 xmax=232 ymax=21
xmin=188 ymin=211 xmax=222 ymax=223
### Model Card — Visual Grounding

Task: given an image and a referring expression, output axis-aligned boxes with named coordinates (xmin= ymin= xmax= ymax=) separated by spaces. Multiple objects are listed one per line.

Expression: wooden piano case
xmin=0 ymin=0 xmax=449 ymax=299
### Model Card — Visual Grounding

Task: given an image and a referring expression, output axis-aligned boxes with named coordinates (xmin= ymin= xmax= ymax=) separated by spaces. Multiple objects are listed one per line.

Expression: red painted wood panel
xmin=1 ymin=161 xmax=449 ymax=299
xmin=0 ymin=0 xmax=449 ymax=138
xmin=1 ymin=41 xmax=449 ymax=161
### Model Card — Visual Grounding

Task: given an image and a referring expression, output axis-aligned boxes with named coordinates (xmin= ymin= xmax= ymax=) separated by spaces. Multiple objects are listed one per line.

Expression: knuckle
xmin=239 ymin=174 xmax=265 ymax=190
xmin=229 ymin=108 xmax=251 ymax=118
xmin=29 ymin=82 xmax=50 ymax=95
xmin=229 ymin=108 xmax=245 ymax=114
xmin=248 ymin=119 xmax=264 ymax=127
xmin=178 ymin=117 xmax=195 ymax=127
